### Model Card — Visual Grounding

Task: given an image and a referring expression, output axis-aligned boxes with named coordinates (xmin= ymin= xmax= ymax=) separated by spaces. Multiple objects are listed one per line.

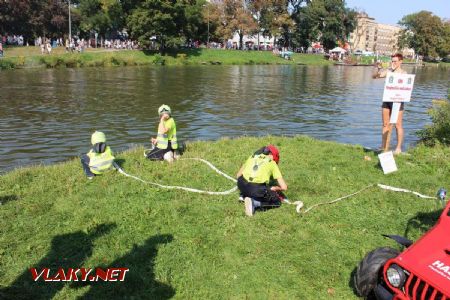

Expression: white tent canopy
xmin=330 ymin=47 xmax=346 ymax=53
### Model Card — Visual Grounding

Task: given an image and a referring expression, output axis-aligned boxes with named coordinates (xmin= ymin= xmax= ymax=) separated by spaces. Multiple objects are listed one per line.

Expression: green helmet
xmin=91 ymin=131 xmax=106 ymax=145
xmin=158 ymin=104 xmax=171 ymax=115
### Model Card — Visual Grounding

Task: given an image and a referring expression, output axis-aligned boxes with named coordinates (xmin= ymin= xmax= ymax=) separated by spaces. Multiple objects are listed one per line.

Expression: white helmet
xmin=158 ymin=104 xmax=171 ymax=115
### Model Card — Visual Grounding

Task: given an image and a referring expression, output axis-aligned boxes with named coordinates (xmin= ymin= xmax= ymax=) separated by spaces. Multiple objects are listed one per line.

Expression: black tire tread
xmin=354 ymin=247 xmax=400 ymax=298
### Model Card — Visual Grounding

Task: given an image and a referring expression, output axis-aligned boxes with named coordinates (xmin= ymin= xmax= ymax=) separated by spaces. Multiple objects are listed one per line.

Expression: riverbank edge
xmin=0 ymin=49 xmax=336 ymax=70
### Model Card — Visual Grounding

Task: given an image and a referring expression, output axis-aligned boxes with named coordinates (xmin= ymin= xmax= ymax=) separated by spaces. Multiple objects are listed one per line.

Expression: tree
xmin=208 ymin=0 xmax=257 ymax=49
xmin=79 ymin=0 xmax=110 ymax=36
xmin=398 ymin=11 xmax=450 ymax=58
xmin=0 ymin=0 xmax=73 ymax=43
xmin=248 ymin=0 xmax=294 ymax=48
xmin=292 ymin=0 xmax=356 ymax=51
xmin=126 ymin=0 xmax=204 ymax=49
xmin=100 ymin=0 xmax=125 ymax=32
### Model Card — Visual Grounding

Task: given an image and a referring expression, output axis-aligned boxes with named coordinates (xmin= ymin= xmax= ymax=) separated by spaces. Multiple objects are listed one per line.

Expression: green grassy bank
xmin=0 ymin=47 xmax=332 ymax=70
xmin=1 ymin=136 xmax=448 ymax=299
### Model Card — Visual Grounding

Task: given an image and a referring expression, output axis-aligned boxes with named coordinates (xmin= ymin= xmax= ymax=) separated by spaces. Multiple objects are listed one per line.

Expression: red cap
xmin=266 ymin=145 xmax=280 ymax=164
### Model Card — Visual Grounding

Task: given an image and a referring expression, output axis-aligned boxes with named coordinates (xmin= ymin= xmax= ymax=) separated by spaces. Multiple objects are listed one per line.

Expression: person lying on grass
xmin=236 ymin=145 xmax=288 ymax=217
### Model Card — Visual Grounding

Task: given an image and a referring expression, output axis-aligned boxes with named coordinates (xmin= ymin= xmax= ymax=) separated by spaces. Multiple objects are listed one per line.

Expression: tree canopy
xmin=398 ymin=11 xmax=450 ymax=58
xmin=5 ymin=0 xmax=446 ymax=58
xmin=291 ymin=0 xmax=356 ymax=51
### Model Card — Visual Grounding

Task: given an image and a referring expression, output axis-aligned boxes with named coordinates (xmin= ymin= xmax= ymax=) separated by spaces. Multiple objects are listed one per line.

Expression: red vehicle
xmin=354 ymin=199 xmax=450 ymax=299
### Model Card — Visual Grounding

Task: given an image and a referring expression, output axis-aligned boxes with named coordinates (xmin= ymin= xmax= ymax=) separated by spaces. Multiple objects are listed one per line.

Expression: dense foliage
xmin=398 ymin=11 xmax=450 ymax=58
xmin=0 ymin=0 xmax=447 ymax=55
xmin=0 ymin=0 xmax=356 ymax=49
xmin=291 ymin=0 xmax=356 ymax=51
xmin=418 ymin=90 xmax=450 ymax=146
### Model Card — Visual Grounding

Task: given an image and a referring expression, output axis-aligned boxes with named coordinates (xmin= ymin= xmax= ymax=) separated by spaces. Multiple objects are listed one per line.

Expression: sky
xmin=345 ymin=0 xmax=450 ymax=25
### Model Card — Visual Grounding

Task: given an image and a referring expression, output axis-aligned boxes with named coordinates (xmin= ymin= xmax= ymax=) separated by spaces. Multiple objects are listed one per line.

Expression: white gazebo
xmin=330 ymin=47 xmax=346 ymax=60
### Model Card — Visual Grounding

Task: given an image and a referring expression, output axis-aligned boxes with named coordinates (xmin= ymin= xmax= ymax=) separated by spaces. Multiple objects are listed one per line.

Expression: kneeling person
xmin=80 ymin=131 xmax=117 ymax=179
xmin=236 ymin=145 xmax=287 ymax=216
xmin=147 ymin=104 xmax=179 ymax=162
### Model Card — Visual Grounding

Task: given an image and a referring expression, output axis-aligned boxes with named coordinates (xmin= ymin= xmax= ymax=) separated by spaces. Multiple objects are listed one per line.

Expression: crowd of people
xmin=2 ymin=34 xmax=25 ymax=46
xmin=0 ymin=34 xmax=140 ymax=54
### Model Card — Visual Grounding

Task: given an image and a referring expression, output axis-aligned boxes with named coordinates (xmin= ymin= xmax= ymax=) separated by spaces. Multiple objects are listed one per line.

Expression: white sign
xmin=389 ymin=102 xmax=402 ymax=124
xmin=378 ymin=151 xmax=398 ymax=174
xmin=382 ymin=72 xmax=415 ymax=103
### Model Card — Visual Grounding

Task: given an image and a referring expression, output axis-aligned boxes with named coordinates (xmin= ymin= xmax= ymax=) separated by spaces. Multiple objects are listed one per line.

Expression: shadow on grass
xmin=348 ymin=267 xmax=358 ymax=296
xmin=74 ymin=234 xmax=175 ymax=299
xmin=114 ymin=158 xmax=125 ymax=168
xmin=363 ymin=147 xmax=382 ymax=155
xmin=404 ymin=207 xmax=443 ymax=238
xmin=0 ymin=194 xmax=19 ymax=205
xmin=0 ymin=223 xmax=116 ymax=300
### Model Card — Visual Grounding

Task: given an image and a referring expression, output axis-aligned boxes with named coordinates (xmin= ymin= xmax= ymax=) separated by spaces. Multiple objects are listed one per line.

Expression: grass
xmin=0 ymin=46 xmax=332 ymax=70
xmin=0 ymin=136 xmax=449 ymax=299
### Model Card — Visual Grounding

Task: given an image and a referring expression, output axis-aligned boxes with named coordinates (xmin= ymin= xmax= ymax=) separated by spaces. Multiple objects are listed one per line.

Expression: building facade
xmin=349 ymin=12 xmax=378 ymax=53
xmin=349 ymin=12 xmax=413 ymax=56
xmin=376 ymin=23 xmax=401 ymax=55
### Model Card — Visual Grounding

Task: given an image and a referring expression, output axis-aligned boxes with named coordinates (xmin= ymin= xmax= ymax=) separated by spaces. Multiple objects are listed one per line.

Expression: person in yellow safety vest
xmin=236 ymin=145 xmax=288 ymax=217
xmin=80 ymin=131 xmax=117 ymax=180
xmin=147 ymin=104 xmax=179 ymax=162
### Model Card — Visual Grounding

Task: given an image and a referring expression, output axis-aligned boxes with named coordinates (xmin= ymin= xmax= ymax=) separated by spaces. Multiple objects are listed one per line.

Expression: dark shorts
xmin=382 ymin=102 xmax=404 ymax=111
xmin=146 ymin=142 xmax=173 ymax=160
xmin=237 ymin=176 xmax=281 ymax=207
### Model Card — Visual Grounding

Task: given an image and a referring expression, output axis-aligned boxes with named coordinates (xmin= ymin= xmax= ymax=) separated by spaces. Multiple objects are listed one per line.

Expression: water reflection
xmin=0 ymin=65 xmax=448 ymax=172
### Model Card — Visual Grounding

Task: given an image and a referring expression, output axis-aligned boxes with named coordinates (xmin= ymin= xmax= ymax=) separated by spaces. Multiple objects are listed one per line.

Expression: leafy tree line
xmin=398 ymin=11 xmax=450 ymax=58
xmin=0 ymin=0 xmax=356 ymax=51
xmin=0 ymin=0 xmax=448 ymax=57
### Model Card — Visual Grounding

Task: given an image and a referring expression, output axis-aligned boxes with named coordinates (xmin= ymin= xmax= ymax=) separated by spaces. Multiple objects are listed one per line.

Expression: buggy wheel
xmin=354 ymin=247 xmax=399 ymax=298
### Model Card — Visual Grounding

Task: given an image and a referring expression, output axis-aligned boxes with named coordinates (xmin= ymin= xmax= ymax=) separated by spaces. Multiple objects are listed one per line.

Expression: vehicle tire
xmin=354 ymin=247 xmax=399 ymax=298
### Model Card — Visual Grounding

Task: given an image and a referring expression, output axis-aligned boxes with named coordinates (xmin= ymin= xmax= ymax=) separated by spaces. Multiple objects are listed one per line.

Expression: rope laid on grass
xmin=180 ymin=158 xmax=237 ymax=183
xmin=302 ymin=184 xmax=375 ymax=214
xmin=377 ymin=184 xmax=435 ymax=199
xmin=114 ymin=158 xmax=237 ymax=195
xmin=301 ymin=184 xmax=435 ymax=214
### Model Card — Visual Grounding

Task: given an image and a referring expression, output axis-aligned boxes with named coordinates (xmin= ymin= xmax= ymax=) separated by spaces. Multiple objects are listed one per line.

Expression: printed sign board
xmin=378 ymin=151 xmax=398 ymax=174
xmin=382 ymin=72 xmax=415 ymax=103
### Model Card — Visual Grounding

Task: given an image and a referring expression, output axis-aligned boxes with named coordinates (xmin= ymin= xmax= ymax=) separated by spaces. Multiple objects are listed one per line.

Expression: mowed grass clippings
xmin=0 ymin=136 xmax=448 ymax=299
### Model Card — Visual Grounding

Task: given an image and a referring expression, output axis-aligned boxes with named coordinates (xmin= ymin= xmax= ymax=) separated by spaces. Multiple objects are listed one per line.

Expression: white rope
xmin=180 ymin=158 xmax=237 ymax=183
xmin=114 ymin=158 xmax=237 ymax=195
xmin=302 ymin=184 xmax=375 ymax=214
xmin=377 ymin=184 xmax=435 ymax=199
xmin=301 ymin=184 xmax=435 ymax=214
xmin=116 ymin=154 xmax=437 ymax=205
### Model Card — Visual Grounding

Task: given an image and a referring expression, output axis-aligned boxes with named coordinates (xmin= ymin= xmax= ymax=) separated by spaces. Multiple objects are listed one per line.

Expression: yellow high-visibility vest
xmin=87 ymin=146 xmax=115 ymax=174
xmin=242 ymin=154 xmax=281 ymax=184
xmin=157 ymin=118 xmax=178 ymax=149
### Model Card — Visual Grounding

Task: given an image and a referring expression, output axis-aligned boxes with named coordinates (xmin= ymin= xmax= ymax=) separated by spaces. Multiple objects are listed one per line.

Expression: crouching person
xmin=236 ymin=145 xmax=288 ymax=216
xmin=146 ymin=104 xmax=179 ymax=163
xmin=81 ymin=131 xmax=117 ymax=180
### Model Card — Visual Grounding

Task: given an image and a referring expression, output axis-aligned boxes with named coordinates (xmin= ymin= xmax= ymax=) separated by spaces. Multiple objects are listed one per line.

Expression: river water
xmin=0 ymin=65 xmax=448 ymax=172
